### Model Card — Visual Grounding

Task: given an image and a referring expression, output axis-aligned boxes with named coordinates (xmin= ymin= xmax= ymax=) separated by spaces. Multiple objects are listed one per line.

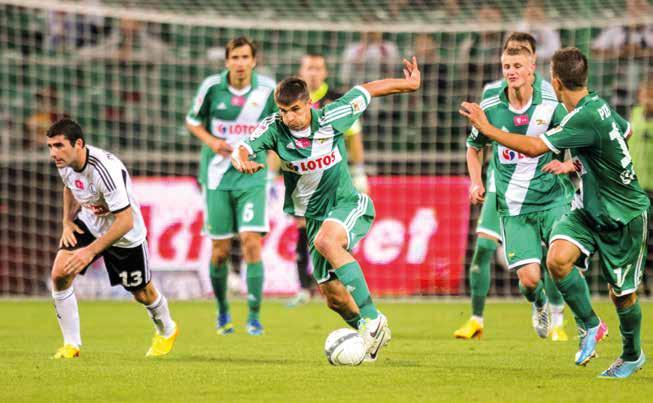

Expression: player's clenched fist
xmin=469 ymin=182 xmax=485 ymax=205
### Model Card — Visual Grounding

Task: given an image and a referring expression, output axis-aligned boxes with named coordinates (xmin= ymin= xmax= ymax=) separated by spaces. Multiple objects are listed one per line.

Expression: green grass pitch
xmin=2 ymin=299 xmax=652 ymax=402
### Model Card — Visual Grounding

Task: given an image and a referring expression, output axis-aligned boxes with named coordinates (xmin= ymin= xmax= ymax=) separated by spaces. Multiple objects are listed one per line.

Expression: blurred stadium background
xmin=1 ymin=0 xmax=652 ymax=299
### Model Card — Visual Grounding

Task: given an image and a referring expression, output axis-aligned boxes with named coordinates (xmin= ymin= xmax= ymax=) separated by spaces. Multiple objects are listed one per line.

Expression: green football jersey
xmin=467 ymin=80 xmax=570 ymax=216
xmin=541 ymin=92 xmax=650 ymax=230
xmin=186 ymin=70 xmax=277 ymax=190
xmin=243 ymin=86 xmax=370 ymax=219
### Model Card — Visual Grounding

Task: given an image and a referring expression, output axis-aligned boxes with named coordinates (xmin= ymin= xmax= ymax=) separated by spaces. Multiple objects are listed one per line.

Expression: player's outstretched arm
xmin=63 ymin=207 xmax=134 ymax=275
xmin=460 ymin=102 xmax=550 ymax=157
xmin=231 ymin=145 xmax=265 ymax=175
xmin=360 ymin=57 xmax=421 ymax=97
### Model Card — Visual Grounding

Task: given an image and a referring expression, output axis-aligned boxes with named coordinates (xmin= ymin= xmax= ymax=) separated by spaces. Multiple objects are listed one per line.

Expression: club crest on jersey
xmin=231 ymin=95 xmax=245 ymax=106
xmin=513 ymin=115 xmax=529 ymax=126
xmin=281 ymin=149 xmax=342 ymax=175
xmin=498 ymin=145 xmax=526 ymax=164
xmin=88 ymin=183 xmax=98 ymax=195
xmin=295 ymin=138 xmax=311 ymax=149
xmin=74 ymin=179 xmax=85 ymax=190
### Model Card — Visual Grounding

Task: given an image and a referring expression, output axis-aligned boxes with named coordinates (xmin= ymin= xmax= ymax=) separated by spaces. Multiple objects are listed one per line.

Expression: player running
xmin=282 ymin=53 xmax=369 ymax=307
xmin=186 ymin=37 xmax=276 ymax=336
xmin=460 ymin=47 xmax=649 ymax=378
xmin=455 ymin=32 xmax=571 ymax=341
xmin=232 ymin=57 xmax=421 ymax=361
xmin=460 ymin=45 xmax=577 ymax=343
xmin=47 ymin=118 xmax=178 ymax=358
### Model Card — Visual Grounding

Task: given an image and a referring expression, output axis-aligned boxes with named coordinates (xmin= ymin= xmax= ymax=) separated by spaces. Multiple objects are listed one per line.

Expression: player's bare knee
xmin=546 ymin=250 xmax=573 ymax=279
xmin=240 ymin=233 xmax=262 ymax=262
xmin=211 ymin=242 xmax=230 ymax=266
xmin=313 ymin=232 xmax=336 ymax=257
xmin=51 ymin=262 xmax=73 ymax=290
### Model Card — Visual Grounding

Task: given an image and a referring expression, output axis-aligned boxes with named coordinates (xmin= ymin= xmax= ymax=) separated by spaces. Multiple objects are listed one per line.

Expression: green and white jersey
xmin=186 ymin=70 xmax=277 ymax=190
xmin=541 ymin=92 xmax=650 ymax=230
xmin=243 ymin=86 xmax=370 ymax=220
xmin=467 ymin=80 xmax=570 ymax=216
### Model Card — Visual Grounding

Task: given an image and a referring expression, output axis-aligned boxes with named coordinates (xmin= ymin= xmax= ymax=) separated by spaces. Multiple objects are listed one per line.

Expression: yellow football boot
xmin=454 ymin=317 xmax=483 ymax=339
xmin=551 ymin=325 xmax=569 ymax=341
xmin=52 ymin=344 xmax=80 ymax=359
xmin=146 ymin=324 xmax=179 ymax=357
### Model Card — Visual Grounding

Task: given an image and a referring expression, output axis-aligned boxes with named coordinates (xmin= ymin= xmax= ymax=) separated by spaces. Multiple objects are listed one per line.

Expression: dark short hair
xmin=503 ymin=46 xmax=533 ymax=57
xmin=225 ymin=36 xmax=256 ymax=59
xmin=46 ymin=118 xmax=85 ymax=146
xmin=503 ymin=32 xmax=537 ymax=54
xmin=551 ymin=47 xmax=588 ymax=91
xmin=275 ymin=77 xmax=310 ymax=106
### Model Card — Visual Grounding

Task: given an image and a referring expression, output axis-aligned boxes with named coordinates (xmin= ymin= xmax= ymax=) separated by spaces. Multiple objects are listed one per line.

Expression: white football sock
xmin=52 ymin=286 xmax=81 ymax=348
xmin=472 ymin=315 xmax=484 ymax=326
xmin=145 ymin=292 xmax=176 ymax=337
xmin=550 ymin=304 xmax=564 ymax=328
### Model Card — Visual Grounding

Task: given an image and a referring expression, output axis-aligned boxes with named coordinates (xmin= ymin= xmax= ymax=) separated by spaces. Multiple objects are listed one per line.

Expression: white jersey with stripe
xmin=58 ymin=145 xmax=146 ymax=248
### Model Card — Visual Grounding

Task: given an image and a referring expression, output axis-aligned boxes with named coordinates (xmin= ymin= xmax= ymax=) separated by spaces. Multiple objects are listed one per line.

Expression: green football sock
xmin=246 ymin=262 xmax=264 ymax=322
xmin=209 ymin=262 xmax=229 ymax=315
xmin=335 ymin=261 xmax=378 ymax=321
xmin=470 ymin=237 xmax=495 ymax=317
xmin=519 ymin=280 xmax=547 ymax=308
xmin=345 ymin=314 xmax=362 ymax=330
xmin=617 ymin=300 xmax=642 ymax=361
xmin=555 ymin=268 xmax=600 ymax=329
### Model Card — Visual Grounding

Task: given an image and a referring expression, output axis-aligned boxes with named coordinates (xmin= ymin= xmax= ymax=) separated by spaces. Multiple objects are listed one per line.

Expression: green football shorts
xmin=550 ymin=209 xmax=648 ymax=296
xmin=500 ymin=204 xmax=569 ymax=270
xmin=476 ymin=190 xmax=501 ymax=241
xmin=202 ymin=185 xmax=268 ymax=239
xmin=306 ymin=193 xmax=375 ymax=284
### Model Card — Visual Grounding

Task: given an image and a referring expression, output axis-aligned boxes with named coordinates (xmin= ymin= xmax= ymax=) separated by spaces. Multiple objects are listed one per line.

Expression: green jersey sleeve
xmin=186 ymin=74 xmax=220 ymax=126
xmin=466 ymin=127 xmax=490 ymax=149
xmin=320 ymin=86 xmax=371 ymax=133
xmin=243 ymin=114 xmax=278 ymax=154
xmin=613 ymin=109 xmax=632 ymax=139
xmin=540 ymin=109 xmax=597 ymax=154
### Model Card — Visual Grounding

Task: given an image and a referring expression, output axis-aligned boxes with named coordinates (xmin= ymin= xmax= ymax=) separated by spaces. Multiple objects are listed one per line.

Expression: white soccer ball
xmin=324 ymin=328 xmax=366 ymax=366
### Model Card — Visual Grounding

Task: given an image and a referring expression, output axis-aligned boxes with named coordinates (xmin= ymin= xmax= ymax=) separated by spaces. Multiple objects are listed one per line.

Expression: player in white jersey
xmin=46 ymin=119 xmax=178 ymax=359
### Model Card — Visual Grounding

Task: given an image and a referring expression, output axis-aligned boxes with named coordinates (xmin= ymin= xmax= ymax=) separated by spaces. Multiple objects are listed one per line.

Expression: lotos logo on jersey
xmin=498 ymin=145 xmax=526 ymax=164
xmin=211 ymin=119 xmax=258 ymax=137
xmin=281 ymin=148 xmax=342 ymax=175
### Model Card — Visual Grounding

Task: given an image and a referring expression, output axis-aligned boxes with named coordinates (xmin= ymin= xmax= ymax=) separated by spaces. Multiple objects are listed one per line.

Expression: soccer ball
xmin=324 ymin=328 xmax=366 ymax=366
